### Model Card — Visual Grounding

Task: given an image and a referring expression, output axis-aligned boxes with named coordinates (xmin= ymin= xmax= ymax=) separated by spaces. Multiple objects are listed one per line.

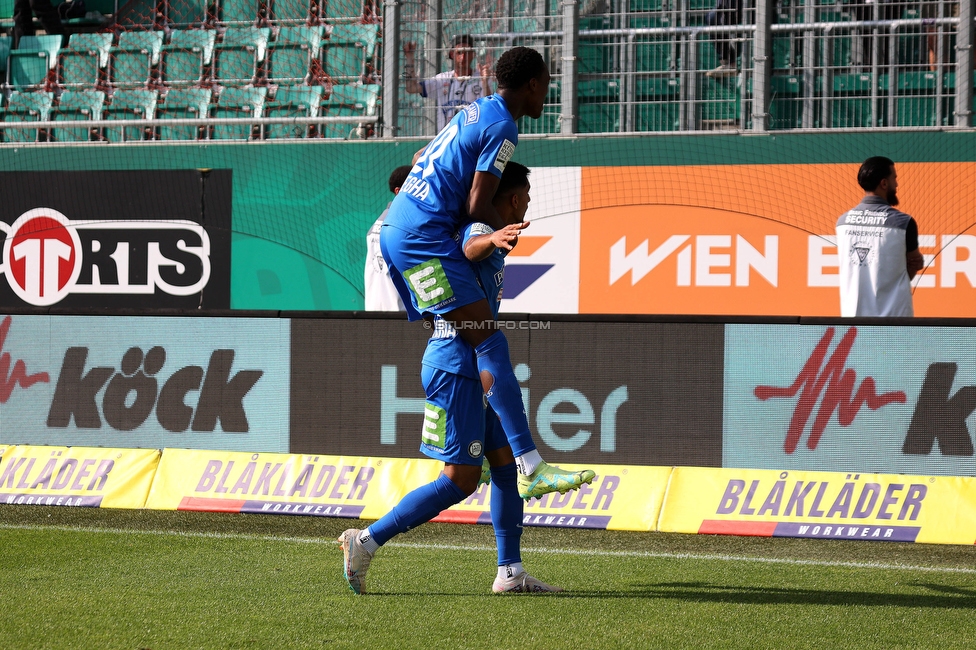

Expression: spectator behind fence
xmin=403 ymin=34 xmax=494 ymax=133
xmin=11 ymin=0 xmax=64 ymax=48
xmin=836 ymin=157 xmax=924 ymax=317
xmin=364 ymin=165 xmax=412 ymax=311
xmin=705 ymin=0 xmax=742 ymax=77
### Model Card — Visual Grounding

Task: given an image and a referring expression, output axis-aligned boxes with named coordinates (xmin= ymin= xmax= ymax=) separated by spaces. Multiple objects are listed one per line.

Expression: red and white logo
xmin=1 ymin=209 xmax=82 ymax=306
xmin=0 ymin=208 xmax=211 ymax=307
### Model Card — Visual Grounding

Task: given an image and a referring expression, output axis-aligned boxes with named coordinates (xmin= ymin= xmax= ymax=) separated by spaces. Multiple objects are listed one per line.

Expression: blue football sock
xmin=489 ymin=462 xmax=523 ymax=566
xmin=475 ymin=332 xmax=536 ymax=457
xmin=367 ymin=473 xmax=467 ymax=547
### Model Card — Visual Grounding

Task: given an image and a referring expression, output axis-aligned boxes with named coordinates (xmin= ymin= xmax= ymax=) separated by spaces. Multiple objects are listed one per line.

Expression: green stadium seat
xmin=60 ymin=33 xmax=113 ymax=89
xmin=321 ymin=24 xmax=376 ymax=83
xmin=0 ymin=35 xmax=11 ymax=78
xmin=768 ymin=74 xmax=802 ymax=130
xmin=772 ymin=36 xmax=797 ymax=70
xmin=829 ymin=72 xmax=877 ymax=128
xmin=164 ymin=0 xmax=208 ymax=28
xmin=578 ymin=40 xmax=612 ymax=75
xmin=940 ymin=72 xmax=976 ymax=127
xmin=218 ymin=0 xmax=263 ymax=25
xmin=817 ymin=12 xmax=852 ymax=68
xmin=263 ymin=84 xmax=322 ymax=138
xmin=213 ymin=26 xmax=270 ymax=86
xmin=697 ymin=34 xmax=719 ymax=71
xmin=319 ymin=82 xmax=377 ymax=138
xmin=578 ymin=78 xmax=619 ymax=133
xmin=517 ymin=79 xmax=560 ymax=134
xmin=161 ymin=29 xmax=215 ymax=86
xmin=267 ymin=25 xmax=323 ymax=86
xmin=211 ymin=85 xmax=267 ymax=139
xmin=634 ymin=16 xmax=671 ymax=72
xmin=103 ymin=89 xmax=158 ymax=142
xmin=897 ymin=8 xmax=925 ymax=66
xmin=895 ymin=70 xmax=937 ymax=126
xmin=630 ymin=0 xmax=664 ymax=11
xmin=1 ymin=91 xmax=54 ymax=142
xmin=50 ymin=90 xmax=105 ymax=141
xmin=635 ymin=76 xmax=680 ymax=131
xmin=110 ymin=31 xmax=164 ymax=88
xmin=320 ymin=0 xmax=363 ymax=21
xmin=698 ymin=76 xmax=740 ymax=126
xmin=272 ymin=0 xmax=312 ymax=23
xmin=157 ymin=87 xmax=211 ymax=139
xmin=7 ymin=35 xmax=61 ymax=91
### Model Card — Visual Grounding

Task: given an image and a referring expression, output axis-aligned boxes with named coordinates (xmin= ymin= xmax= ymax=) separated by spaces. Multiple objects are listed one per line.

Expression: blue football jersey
xmin=385 ymin=94 xmax=518 ymax=238
xmin=422 ymin=222 xmax=507 ymax=378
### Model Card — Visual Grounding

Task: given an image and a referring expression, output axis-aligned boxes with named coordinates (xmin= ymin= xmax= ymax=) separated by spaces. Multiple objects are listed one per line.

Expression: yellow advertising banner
xmin=434 ymin=465 xmax=672 ymax=531
xmin=145 ymin=448 xmax=443 ymax=520
xmin=659 ymin=466 xmax=976 ymax=545
xmin=0 ymin=445 xmax=160 ymax=509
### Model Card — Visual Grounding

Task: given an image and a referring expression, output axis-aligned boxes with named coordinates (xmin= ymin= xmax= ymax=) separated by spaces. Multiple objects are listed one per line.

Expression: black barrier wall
xmin=289 ymin=316 xmax=725 ymax=466
xmin=0 ymin=171 xmax=231 ymax=310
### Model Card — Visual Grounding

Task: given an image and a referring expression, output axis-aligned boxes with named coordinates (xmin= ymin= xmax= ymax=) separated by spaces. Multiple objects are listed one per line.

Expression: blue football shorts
xmin=380 ymin=222 xmax=487 ymax=323
xmin=420 ymin=365 xmax=509 ymax=465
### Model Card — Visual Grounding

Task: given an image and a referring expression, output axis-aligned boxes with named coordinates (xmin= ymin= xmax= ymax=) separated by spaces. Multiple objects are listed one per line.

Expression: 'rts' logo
xmin=0 ymin=208 xmax=211 ymax=306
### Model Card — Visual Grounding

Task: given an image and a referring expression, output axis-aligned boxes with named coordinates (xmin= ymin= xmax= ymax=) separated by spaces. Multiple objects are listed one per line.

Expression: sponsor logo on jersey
xmin=494 ymin=139 xmax=516 ymax=171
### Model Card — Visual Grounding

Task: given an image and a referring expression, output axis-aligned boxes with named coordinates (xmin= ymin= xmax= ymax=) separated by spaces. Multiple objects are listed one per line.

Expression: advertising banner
xmin=501 ymin=167 xmax=582 ymax=315
xmin=0 ymin=314 xmax=289 ymax=452
xmin=434 ymin=464 xmax=672 ymax=531
xmin=0 ymin=445 xmax=160 ymax=508
xmin=495 ymin=163 xmax=976 ymax=317
xmin=145 ymin=448 xmax=441 ymax=519
xmin=724 ymin=323 xmax=976 ymax=476
xmin=290 ymin=318 xmax=724 ymax=466
xmin=659 ymin=466 xmax=976 ymax=545
xmin=0 ymin=170 xmax=231 ymax=310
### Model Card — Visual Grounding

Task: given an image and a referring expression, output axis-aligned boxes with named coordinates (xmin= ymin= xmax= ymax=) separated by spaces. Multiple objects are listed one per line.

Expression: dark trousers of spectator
xmin=12 ymin=0 xmax=64 ymax=48
xmin=706 ymin=0 xmax=742 ymax=67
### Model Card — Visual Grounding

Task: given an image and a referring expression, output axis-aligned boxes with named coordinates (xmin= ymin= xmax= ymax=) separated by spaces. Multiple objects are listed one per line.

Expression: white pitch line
xmin=1 ymin=523 xmax=974 ymax=575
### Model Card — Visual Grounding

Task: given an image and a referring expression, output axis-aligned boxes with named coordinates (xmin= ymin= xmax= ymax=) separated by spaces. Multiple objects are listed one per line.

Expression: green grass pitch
xmin=1 ymin=506 xmax=975 ymax=649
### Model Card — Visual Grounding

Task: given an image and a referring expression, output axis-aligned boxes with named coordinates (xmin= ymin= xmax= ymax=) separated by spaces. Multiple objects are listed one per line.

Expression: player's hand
xmin=403 ymin=41 xmax=416 ymax=56
xmin=490 ymin=221 xmax=529 ymax=251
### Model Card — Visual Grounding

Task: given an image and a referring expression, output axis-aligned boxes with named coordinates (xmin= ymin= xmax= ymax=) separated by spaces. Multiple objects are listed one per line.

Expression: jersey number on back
xmin=412 ymin=124 xmax=459 ymax=179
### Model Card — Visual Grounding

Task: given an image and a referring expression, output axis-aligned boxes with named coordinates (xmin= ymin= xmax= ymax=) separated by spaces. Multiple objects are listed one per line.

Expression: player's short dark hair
xmin=858 ymin=156 xmax=895 ymax=191
xmin=495 ymin=161 xmax=530 ymax=198
xmin=452 ymin=34 xmax=474 ymax=49
xmin=495 ymin=47 xmax=547 ymax=90
xmin=389 ymin=165 xmax=412 ymax=193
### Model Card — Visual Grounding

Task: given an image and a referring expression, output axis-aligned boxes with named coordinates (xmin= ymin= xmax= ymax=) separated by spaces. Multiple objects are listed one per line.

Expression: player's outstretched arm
xmin=464 ymin=222 xmax=529 ymax=262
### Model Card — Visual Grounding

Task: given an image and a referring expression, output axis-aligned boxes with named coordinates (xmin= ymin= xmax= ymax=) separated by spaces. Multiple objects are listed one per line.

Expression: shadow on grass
xmin=553 ymin=581 xmax=976 ymax=608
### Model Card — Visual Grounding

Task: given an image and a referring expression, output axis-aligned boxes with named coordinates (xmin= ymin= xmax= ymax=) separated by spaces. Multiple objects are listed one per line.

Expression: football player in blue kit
xmin=376 ymin=46 xmax=593 ymax=497
xmin=339 ymin=163 xmax=567 ymax=594
xmin=339 ymin=46 xmax=596 ymax=596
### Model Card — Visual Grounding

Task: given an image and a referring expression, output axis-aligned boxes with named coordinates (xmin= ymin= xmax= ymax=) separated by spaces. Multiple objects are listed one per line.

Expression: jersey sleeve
xmin=461 ymin=222 xmax=494 ymax=249
xmin=475 ymin=119 xmax=518 ymax=177
xmin=906 ymin=217 xmax=919 ymax=252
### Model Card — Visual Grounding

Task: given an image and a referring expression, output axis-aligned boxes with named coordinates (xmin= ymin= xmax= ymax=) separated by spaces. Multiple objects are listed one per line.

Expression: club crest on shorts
xmin=468 ymin=441 xmax=483 ymax=458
